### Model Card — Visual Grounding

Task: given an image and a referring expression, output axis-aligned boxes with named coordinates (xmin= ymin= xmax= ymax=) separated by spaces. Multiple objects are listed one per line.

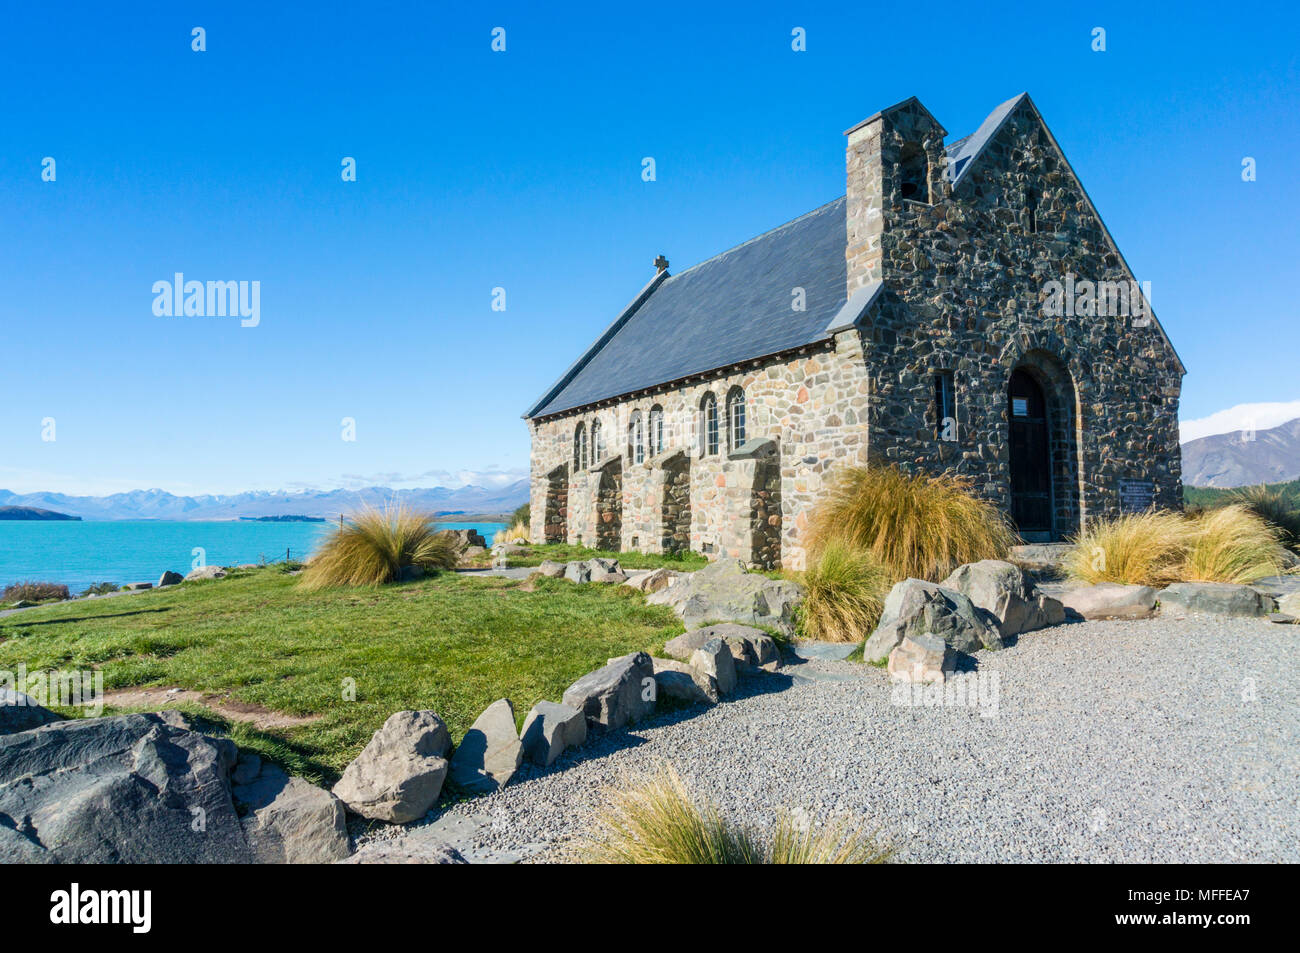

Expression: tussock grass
xmin=3 ymin=581 xmax=70 ymax=602
xmin=1064 ymin=510 xmax=1191 ymax=587
xmin=808 ymin=465 xmax=1017 ymax=581
xmin=1066 ymin=505 xmax=1287 ymax=586
xmin=797 ymin=542 xmax=891 ymax=643
xmin=493 ymin=520 xmax=530 ymax=545
xmin=299 ymin=505 xmax=458 ymax=590
xmin=576 ymin=765 xmax=891 ymax=865
xmin=1182 ymin=504 xmax=1288 ymax=584
xmin=1229 ymin=485 xmax=1300 ymax=551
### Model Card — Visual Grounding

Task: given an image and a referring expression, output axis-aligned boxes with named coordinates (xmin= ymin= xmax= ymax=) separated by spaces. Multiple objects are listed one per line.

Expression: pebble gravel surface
xmin=358 ymin=614 xmax=1300 ymax=863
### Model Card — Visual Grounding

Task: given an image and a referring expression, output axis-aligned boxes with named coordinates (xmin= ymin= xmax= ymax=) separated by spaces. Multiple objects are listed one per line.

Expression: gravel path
xmin=357 ymin=614 xmax=1300 ymax=863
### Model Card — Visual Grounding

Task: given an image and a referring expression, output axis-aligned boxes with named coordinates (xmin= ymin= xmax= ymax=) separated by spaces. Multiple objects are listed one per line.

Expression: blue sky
xmin=2 ymin=0 xmax=1296 ymax=495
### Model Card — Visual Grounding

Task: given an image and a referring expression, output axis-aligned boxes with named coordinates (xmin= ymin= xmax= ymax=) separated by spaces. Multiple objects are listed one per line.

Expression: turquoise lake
xmin=0 ymin=520 xmax=507 ymax=592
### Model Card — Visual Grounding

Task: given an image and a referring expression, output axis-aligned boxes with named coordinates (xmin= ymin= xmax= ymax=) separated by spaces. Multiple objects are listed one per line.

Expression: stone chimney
xmin=844 ymin=98 xmax=947 ymax=298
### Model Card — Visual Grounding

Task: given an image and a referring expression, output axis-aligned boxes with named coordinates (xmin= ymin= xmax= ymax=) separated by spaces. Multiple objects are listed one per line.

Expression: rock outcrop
xmin=331 ymin=710 xmax=451 ymax=823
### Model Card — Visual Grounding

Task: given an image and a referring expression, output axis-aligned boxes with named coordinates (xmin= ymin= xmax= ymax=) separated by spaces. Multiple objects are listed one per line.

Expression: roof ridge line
xmin=670 ymin=195 xmax=845 ymax=280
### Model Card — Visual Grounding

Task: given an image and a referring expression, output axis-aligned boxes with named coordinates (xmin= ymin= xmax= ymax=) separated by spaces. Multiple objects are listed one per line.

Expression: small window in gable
xmin=899 ymin=143 xmax=930 ymax=203
xmin=1026 ymin=187 xmax=1039 ymax=233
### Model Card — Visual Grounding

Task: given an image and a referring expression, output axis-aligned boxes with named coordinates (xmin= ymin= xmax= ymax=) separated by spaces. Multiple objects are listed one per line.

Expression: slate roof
xmin=525 ymin=197 xmax=849 ymax=419
xmin=525 ymin=92 xmax=1182 ymax=420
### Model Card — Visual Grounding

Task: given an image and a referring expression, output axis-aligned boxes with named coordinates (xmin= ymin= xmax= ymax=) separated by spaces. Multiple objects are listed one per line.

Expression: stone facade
xmin=527 ymin=94 xmax=1184 ymax=568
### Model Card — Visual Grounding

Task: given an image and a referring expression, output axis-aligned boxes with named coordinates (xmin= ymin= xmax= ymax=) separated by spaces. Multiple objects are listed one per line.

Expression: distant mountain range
xmin=1182 ymin=417 xmax=1300 ymax=488
xmin=0 ymin=482 xmax=530 ymax=521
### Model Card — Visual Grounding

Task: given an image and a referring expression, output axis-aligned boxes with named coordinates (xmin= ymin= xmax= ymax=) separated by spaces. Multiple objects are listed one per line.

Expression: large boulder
xmin=232 ymin=764 xmax=351 ymax=864
xmin=562 ymin=652 xmax=655 ymax=731
xmin=0 ymin=711 xmax=251 ymax=863
xmin=156 ymin=570 xmax=184 ymax=587
xmin=887 ymin=633 xmax=952 ymax=684
xmin=440 ymin=528 xmax=487 ymax=554
xmin=1157 ymin=582 xmax=1276 ymax=619
xmin=537 ymin=560 xmax=567 ymax=579
xmin=185 ymin=565 xmax=227 ymax=582
xmin=0 ymin=688 xmax=61 ymax=735
xmin=1278 ymin=592 xmax=1300 ymax=618
xmin=520 ymin=701 xmax=587 ymax=767
xmin=331 ymin=710 xmax=451 ymax=823
xmin=564 ymin=561 xmax=593 ymax=584
xmin=664 ymin=623 xmax=779 ymax=674
xmin=689 ymin=639 xmax=737 ymax=696
xmin=624 ymin=567 xmax=679 ymax=594
xmin=647 ymin=558 xmax=803 ymax=636
xmin=448 ymin=699 xmax=523 ymax=794
xmin=651 ymin=658 xmax=718 ymax=705
xmin=588 ymin=558 xmax=627 ymax=584
xmin=940 ymin=560 xmax=1064 ymax=636
xmin=1058 ymin=583 xmax=1158 ymax=620
xmin=864 ymin=578 xmax=1003 ymax=664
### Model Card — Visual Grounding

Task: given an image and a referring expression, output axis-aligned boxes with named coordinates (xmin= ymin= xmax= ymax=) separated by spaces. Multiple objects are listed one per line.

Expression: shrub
xmin=80 ymin=582 xmax=119 ymax=596
xmin=1182 ymin=504 xmax=1288 ymax=585
xmin=1228 ymin=485 xmax=1300 ymax=551
xmin=575 ymin=765 xmax=891 ymax=865
xmin=299 ymin=506 xmax=458 ymax=590
xmin=797 ymin=542 xmax=891 ymax=643
xmin=1064 ymin=510 xmax=1191 ymax=586
xmin=510 ymin=502 xmax=531 ymax=528
xmin=1066 ymin=506 xmax=1288 ymax=586
xmin=807 ymin=465 xmax=1017 ymax=581
xmin=3 ymin=581 xmax=70 ymax=602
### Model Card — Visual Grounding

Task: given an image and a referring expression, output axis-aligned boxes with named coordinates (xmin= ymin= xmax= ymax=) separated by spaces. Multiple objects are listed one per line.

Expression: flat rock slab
xmin=1158 ymin=582 xmax=1276 ymax=619
xmin=789 ymin=640 xmax=859 ymax=661
xmin=647 ymin=557 xmax=803 ymax=636
xmin=1057 ymin=583 xmax=1158 ymax=621
xmin=0 ymin=711 xmax=251 ymax=863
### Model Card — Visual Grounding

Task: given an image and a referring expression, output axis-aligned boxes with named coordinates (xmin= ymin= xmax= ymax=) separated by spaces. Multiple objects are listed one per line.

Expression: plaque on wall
xmin=1119 ymin=478 xmax=1155 ymax=513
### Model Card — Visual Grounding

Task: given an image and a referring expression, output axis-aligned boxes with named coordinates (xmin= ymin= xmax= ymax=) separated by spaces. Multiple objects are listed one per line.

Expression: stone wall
xmin=846 ymin=97 xmax=1183 ymax=535
xmin=527 ymin=338 xmax=872 ymax=570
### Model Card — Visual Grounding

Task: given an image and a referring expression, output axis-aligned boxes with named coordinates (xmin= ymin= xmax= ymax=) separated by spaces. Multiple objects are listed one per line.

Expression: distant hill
xmin=0 ymin=505 xmax=82 ymax=521
xmin=1182 ymin=417 xmax=1300 ymax=488
xmin=0 ymin=482 xmax=530 ymax=521
xmin=1185 ymin=479 xmax=1300 ymax=508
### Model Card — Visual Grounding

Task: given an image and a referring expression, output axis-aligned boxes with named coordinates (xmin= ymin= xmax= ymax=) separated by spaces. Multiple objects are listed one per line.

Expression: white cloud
xmin=1180 ymin=401 xmax=1300 ymax=443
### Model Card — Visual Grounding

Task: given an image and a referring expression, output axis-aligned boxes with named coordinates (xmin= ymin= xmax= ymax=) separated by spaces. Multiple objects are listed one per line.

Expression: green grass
xmin=0 ymin=566 xmax=682 ymax=783
xmin=507 ymin=543 xmax=708 ymax=571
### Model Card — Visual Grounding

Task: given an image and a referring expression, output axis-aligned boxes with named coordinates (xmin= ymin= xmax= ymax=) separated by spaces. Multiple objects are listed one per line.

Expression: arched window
xmin=899 ymin=143 xmax=929 ymax=203
xmin=700 ymin=393 xmax=718 ymax=456
xmin=574 ymin=422 xmax=588 ymax=470
xmin=591 ymin=418 xmax=605 ymax=463
xmin=726 ymin=387 xmax=746 ymax=450
xmin=649 ymin=405 xmax=664 ymax=455
xmin=628 ymin=412 xmax=644 ymax=465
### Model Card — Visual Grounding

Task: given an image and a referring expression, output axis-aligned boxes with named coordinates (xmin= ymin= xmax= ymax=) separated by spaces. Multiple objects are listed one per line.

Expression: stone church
xmin=523 ymin=93 xmax=1185 ymax=570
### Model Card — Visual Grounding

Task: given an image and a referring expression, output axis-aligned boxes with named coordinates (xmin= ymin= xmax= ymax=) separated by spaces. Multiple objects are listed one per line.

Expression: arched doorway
xmin=1008 ymin=368 xmax=1053 ymax=538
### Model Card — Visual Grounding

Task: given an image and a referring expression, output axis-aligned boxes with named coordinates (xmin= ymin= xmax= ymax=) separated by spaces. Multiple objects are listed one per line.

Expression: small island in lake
xmin=238 ymin=515 xmax=326 ymax=522
xmin=0 ymin=506 xmax=82 ymax=521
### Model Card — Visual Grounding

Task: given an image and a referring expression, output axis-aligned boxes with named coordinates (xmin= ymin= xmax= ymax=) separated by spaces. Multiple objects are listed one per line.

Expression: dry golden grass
xmin=1182 ymin=504 xmax=1288 ymax=584
xmin=298 ymin=505 xmax=458 ymax=590
xmin=797 ymin=542 xmax=891 ymax=643
xmin=493 ymin=520 xmax=530 ymax=545
xmin=574 ymin=765 xmax=891 ymax=865
xmin=808 ymin=465 xmax=1017 ymax=581
xmin=1066 ymin=505 xmax=1288 ymax=586
xmin=1064 ymin=510 xmax=1191 ymax=586
xmin=1228 ymin=485 xmax=1300 ymax=551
